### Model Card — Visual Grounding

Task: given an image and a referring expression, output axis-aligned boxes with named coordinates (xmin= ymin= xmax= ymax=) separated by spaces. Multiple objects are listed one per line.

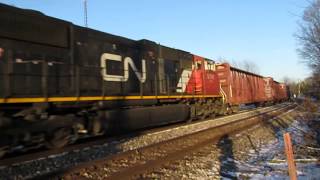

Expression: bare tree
xmin=229 ymin=60 xmax=260 ymax=74
xmin=282 ymin=76 xmax=292 ymax=84
xmin=297 ymin=0 xmax=320 ymax=71
xmin=240 ymin=60 xmax=260 ymax=74
xmin=217 ymin=58 xmax=260 ymax=74
xmin=297 ymin=0 xmax=320 ymax=99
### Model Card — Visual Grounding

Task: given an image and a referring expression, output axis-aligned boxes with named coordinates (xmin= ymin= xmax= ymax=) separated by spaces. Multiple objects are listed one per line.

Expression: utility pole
xmin=84 ymin=0 xmax=88 ymax=27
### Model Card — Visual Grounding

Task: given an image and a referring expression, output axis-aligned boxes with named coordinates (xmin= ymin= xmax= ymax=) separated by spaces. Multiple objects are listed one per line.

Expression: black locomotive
xmin=0 ymin=3 xmax=224 ymax=156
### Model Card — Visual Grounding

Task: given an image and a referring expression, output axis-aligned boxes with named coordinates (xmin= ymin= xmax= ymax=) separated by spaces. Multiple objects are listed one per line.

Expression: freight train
xmin=0 ymin=3 xmax=288 ymax=157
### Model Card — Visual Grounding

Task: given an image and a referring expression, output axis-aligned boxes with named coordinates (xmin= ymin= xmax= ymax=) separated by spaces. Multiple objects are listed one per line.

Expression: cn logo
xmin=101 ymin=53 xmax=146 ymax=83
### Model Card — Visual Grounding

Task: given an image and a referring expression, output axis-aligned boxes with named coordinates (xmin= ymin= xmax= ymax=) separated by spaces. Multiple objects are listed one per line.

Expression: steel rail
xmin=37 ymin=104 xmax=295 ymax=179
xmin=0 ymin=105 xmax=270 ymax=167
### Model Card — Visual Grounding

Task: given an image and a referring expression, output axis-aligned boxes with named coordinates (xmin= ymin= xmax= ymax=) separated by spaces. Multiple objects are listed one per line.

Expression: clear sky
xmin=0 ymin=0 xmax=311 ymax=81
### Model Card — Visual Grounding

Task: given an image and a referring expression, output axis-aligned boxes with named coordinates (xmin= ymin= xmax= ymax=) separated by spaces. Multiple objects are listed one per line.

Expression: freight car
xmin=262 ymin=77 xmax=289 ymax=103
xmin=216 ymin=63 xmax=267 ymax=112
xmin=216 ymin=64 xmax=289 ymax=110
xmin=273 ymin=81 xmax=289 ymax=102
xmin=0 ymin=3 xmax=224 ymax=156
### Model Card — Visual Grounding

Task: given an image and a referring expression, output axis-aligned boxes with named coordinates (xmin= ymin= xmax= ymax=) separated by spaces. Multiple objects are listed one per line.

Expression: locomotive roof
xmin=138 ymin=39 xmax=191 ymax=53
xmin=0 ymin=3 xmax=67 ymax=24
xmin=0 ymin=2 xmax=213 ymax=63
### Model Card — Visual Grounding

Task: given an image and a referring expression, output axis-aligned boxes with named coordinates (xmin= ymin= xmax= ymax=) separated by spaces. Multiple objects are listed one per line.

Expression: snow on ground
xmin=221 ymin=108 xmax=320 ymax=179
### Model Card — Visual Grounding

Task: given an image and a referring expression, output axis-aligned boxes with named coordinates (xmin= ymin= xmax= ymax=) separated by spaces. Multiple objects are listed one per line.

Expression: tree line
xmin=296 ymin=0 xmax=320 ymax=100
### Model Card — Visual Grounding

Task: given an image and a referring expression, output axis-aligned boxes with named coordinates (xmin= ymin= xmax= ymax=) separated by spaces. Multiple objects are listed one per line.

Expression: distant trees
xmin=282 ymin=76 xmax=299 ymax=98
xmin=295 ymin=76 xmax=320 ymax=99
xmin=297 ymin=0 xmax=320 ymax=100
xmin=281 ymin=76 xmax=315 ymax=99
xmin=305 ymin=72 xmax=320 ymax=99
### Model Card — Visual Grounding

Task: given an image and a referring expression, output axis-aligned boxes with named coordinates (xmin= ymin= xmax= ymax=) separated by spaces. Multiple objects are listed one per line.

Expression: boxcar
xmin=216 ymin=63 xmax=274 ymax=111
xmin=273 ymin=81 xmax=288 ymax=102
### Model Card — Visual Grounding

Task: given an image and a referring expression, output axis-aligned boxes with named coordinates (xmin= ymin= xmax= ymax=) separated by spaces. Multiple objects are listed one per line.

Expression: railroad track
xmin=0 ymin=105 xmax=264 ymax=167
xmin=36 ymin=103 xmax=295 ymax=180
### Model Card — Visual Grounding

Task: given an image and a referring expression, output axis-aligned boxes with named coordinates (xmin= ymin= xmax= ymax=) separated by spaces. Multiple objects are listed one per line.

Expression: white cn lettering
xmin=101 ymin=53 xmax=146 ymax=83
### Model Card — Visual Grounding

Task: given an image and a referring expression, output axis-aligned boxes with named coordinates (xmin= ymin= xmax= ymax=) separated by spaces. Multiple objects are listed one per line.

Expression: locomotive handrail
xmin=219 ymin=84 xmax=227 ymax=103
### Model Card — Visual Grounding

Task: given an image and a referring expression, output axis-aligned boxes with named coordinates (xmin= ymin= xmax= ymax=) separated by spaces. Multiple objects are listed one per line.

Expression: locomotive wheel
xmin=46 ymin=128 xmax=71 ymax=149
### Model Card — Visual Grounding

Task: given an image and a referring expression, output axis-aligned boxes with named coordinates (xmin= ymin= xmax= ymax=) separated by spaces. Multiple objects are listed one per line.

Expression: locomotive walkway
xmin=34 ymin=103 xmax=295 ymax=179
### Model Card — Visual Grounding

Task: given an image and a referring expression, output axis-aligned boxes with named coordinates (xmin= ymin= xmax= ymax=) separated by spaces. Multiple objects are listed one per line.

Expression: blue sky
xmin=0 ymin=0 xmax=311 ymax=81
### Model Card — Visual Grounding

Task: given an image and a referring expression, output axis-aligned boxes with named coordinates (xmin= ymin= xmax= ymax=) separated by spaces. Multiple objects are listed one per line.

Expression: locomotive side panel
xmin=0 ymin=3 xmax=73 ymax=100
xmin=160 ymin=45 xmax=184 ymax=95
xmin=74 ymin=27 xmax=149 ymax=97
xmin=0 ymin=38 xmax=72 ymax=99
xmin=138 ymin=40 xmax=196 ymax=96
xmin=185 ymin=56 xmax=220 ymax=96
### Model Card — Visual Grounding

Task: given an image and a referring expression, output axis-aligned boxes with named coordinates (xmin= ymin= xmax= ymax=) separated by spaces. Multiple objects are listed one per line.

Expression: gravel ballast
xmin=140 ymin=104 xmax=320 ymax=179
xmin=0 ymin=104 xmax=290 ymax=179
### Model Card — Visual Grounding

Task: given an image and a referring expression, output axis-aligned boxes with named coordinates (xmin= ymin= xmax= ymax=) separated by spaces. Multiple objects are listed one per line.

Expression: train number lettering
xmin=100 ymin=53 xmax=146 ymax=83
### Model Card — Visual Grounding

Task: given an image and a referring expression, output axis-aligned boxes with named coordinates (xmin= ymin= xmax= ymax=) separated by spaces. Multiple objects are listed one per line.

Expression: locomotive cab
xmin=185 ymin=56 xmax=220 ymax=95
